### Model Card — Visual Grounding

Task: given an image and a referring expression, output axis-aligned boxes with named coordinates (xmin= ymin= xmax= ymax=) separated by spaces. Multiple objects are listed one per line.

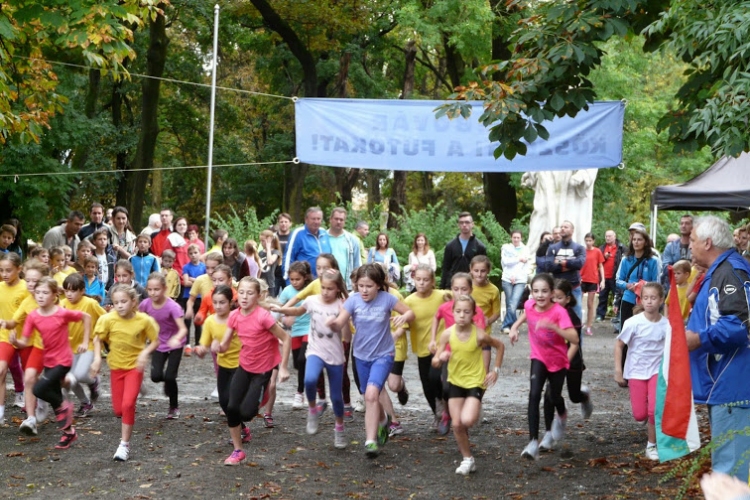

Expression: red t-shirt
xmin=581 ymin=247 xmax=605 ymax=284
xmin=602 ymin=243 xmax=618 ymax=279
xmin=227 ymin=307 xmax=280 ymax=373
xmin=435 ymin=300 xmax=486 ymax=330
xmin=23 ymin=307 xmax=83 ymax=368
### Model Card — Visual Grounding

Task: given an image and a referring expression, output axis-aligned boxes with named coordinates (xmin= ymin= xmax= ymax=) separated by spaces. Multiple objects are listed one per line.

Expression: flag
xmin=655 ymin=266 xmax=701 ymax=461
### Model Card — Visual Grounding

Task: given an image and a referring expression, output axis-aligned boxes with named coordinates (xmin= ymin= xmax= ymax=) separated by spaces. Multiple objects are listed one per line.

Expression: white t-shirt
xmin=302 ymin=295 xmax=345 ymax=365
xmin=617 ymin=312 xmax=668 ymax=380
xmin=97 ymin=253 xmax=109 ymax=285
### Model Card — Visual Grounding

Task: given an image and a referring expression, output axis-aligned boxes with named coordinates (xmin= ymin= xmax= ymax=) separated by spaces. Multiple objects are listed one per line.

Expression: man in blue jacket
xmin=283 ymin=207 xmax=331 ymax=280
xmin=686 ymin=215 xmax=750 ymax=482
xmin=537 ymin=220 xmax=586 ymax=319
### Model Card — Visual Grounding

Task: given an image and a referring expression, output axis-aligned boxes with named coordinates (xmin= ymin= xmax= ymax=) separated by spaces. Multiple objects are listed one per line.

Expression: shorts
xmin=291 ymin=336 xmax=308 ymax=351
xmin=446 ymin=382 xmax=484 ymax=401
xmin=394 ymin=335 xmax=408 ymax=362
xmin=0 ymin=341 xmax=16 ymax=365
xmin=391 ymin=360 xmax=405 ymax=377
xmin=19 ymin=347 xmax=43 ymax=373
xmin=354 ymin=355 xmax=394 ymax=394
xmin=581 ymin=282 xmax=598 ymax=293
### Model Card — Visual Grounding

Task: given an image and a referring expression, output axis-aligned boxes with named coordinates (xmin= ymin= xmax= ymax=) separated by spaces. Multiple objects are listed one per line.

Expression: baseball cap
xmin=628 ymin=222 xmax=647 ymax=233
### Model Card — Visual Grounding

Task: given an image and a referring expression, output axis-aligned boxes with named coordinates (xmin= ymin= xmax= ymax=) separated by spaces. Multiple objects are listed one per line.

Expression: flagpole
xmin=204 ymin=4 xmax=220 ymax=251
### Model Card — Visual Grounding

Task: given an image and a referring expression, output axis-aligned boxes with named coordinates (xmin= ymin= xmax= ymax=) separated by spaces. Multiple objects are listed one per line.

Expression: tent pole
xmin=651 ymin=205 xmax=658 ymax=245
xmin=203 ymin=4 xmax=220 ymax=252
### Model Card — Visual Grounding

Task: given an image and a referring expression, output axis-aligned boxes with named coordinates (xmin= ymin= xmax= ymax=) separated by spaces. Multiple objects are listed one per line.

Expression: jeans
xmin=709 ymin=404 xmax=750 ymax=482
xmin=597 ymin=277 xmax=616 ymax=318
xmin=501 ymin=281 xmax=527 ymax=329
xmin=571 ymin=286 xmax=583 ymax=322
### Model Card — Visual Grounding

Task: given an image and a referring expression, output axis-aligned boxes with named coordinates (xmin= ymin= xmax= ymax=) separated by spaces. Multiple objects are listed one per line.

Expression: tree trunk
xmin=127 ymin=7 xmax=169 ymax=229
xmin=442 ymin=33 xmax=465 ymax=89
xmin=366 ymin=170 xmax=382 ymax=212
xmin=332 ymin=51 xmax=360 ymax=205
xmin=113 ymin=79 xmax=129 ymax=209
xmin=285 ymin=163 xmax=309 ymax=222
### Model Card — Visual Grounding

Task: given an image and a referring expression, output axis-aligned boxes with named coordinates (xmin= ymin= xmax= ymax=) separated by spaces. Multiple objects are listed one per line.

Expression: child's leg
xmin=9 ymin=351 xmax=24 ymax=393
xmin=70 ymin=352 xmax=95 ymax=404
xmin=586 ymin=291 xmax=596 ymax=328
xmin=263 ymin=369 xmax=277 ymax=416
xmin=238 ymin=370 xmax=272 ymax=423
xmin=304 ymin=356 xmax=325 ymax=407
xmin=32 ymin=366 xmax=68 ymax=412
xmin=217 ymin=367 xmax=235 ymax=415
xmin=342 ymin=341 xmax=351 ymax=406
xmin=325 ymin=363 xmax=345 ymax=422
xmin=628 ymin=379 xmax=649 ymax=423
xmin=357 ymin=356 xmax=393 ymax=443
xmin=292 ymin=341 xmax=307 ymax=394
xmin=548 ymin=369 xmax=567 ymax=417
xmin=379 ymin=389 xmax=397 ymax=423
xmin=542 ymin=383 xmax=555 ymax=431
xmin=528 ymin=360 xmax=549 ymax=440
xmin=192 ymin=298 xmax=202 ymax=346
xmin=226 ymin=368 xmax=252 ymax=450
xmin=417 ymin=355 xmax=436 ymax=413
xmin=20 ymin=347 xmax=43 ymax=419
xmin=0 ymin=343 xmax=15 ymax=415
xmin=448 ymin=396 xmax=471 ymax=458
xmin=566 ymin=369 xmax=585 ymax=404
xmin=646 ymin=374 xmax=657 ymax=443
xmin=110 ymin=369 xmax=125 ymax=418
xmin=163 ymin=348 xmax=184 ymax=408
xmin=317 ymin=372 xmax=327 ymax=401
xmin=150 ymin=350 xmax=168 ymax=385
xmin=120 ymin=370 xmax=144 ymax=440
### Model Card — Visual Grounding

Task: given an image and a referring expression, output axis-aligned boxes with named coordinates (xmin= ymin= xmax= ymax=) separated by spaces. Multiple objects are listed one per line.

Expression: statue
xmin=522 ymin=169 xmax=598 ymax=255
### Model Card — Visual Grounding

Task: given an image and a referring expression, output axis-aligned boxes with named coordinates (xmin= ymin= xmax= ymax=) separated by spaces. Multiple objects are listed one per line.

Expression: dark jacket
xmin=536 ymin=238 xmax=586 ymax=286
xmin=440 ymin=234 xmax=486 ymax=289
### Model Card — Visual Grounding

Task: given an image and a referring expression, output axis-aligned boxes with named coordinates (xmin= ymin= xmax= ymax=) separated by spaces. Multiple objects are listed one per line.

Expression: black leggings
xmin=293 ymin=343 xmax=307 ymax=394
xmin=226 ymin=367 xmax=272 ymax=428
xmin=217 ymin=366 xmax=236 ymax=415
xmin=178 ymin=297 xmax=202 ymax=345
xmin=529 ymin=359 xmax=566 ymax=440
xmin=417 ymin=355 xmax=444 ymax=414
xmin=620 ymin=300 xmax=635 ymax=372
xmin=34 ymin=365 xmax=70 ymax=410
xmin=151 ymin=349 xmax=183 ymax=408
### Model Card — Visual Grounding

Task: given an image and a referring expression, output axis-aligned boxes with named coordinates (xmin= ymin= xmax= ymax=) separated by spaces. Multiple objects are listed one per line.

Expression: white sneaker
xmin=292 ymin=392 xmax=306 ymax=410
xmin=13 ymin=392 xmax=24 ymax=408
xmin=19 ymin=416 xmax=37 ymax=436
xmin=306 ymin=409 xmax=319 ymax=435
xmin=334 ymin=428 xmax=347 ymax=449
xmin=455 ymin=456 xmax=476 ymax=475
xmin=580 ymin=386 xmax=594 ymax=419
xmin=645 ymin=444 xmax=659 ymax=461
xmin=65 ymin=373 xmax=78 ymax=389
xmin=353 ymin=398 xmax=365 ymax=413
xmin=539 ymin=431 xmax=555 ymax=451
xmin=521 ymin=439 xmax=540 ymax=460
xmin=210 ymin=387 xmax=219 ymax=400
xmin=35 ymin=400 xmax=49 ymax=422
xmin=551 ymin=413 xmax=567 ymax=442
xmin=113 ymin=443 xmax=130 ymax=461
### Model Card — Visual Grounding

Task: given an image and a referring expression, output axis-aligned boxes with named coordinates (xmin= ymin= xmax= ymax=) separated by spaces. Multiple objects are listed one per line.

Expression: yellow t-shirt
xmin=164 ymin=268 xmax=181 ymax=299
xmin=94 ymin=311 xmax=159 ymax=370
xmin=189 ymin=274 xmax=213 ymax=299
xmin=446 ymin=325 xmax=485 ymax=389
xmin=53 ymin=266 xmax=77 ymax=286
xmin=0 ymin=280 xmax=29 ymax=344
xmin=472 ymin=282 xmax=500 ymax=333
xmin=404 ymin=289 xmax=448 ymax=357
xmin=296 ymin=279 xmax=321 ymax=302
xmin=11 ymin=294 xmax=44 ymax=349
xmin=61 ymin=296 xmax=106 ymax=351
xmin=199 ymin=314 xmax=240 ymax=369
xmin=388 ymin=288 xmax=408 ymax=362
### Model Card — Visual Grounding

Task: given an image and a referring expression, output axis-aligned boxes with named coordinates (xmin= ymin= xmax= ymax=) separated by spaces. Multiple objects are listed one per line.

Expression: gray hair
xmin=694 ymin=216 xmax=733 ymax=250
xmin=355 ymin=220 xmax=369 ymax=230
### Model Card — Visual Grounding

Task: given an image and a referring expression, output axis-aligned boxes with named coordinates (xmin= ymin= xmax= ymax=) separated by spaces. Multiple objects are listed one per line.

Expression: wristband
xmin=493 ymin=366 xmax=501 ymax=375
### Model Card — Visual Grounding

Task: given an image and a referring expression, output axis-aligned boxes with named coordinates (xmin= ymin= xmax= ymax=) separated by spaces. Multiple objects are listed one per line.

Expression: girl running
xmin=328 ymin=264 xmax=415 ymax=458
xmin=432 ymin=295 xmax=504 ymax=475
xmin=215 ymin=277 xmax=291 ymax=466
xmin=140 ymin=273 xmax=188 ymax=419
xmin=61 ymin=274 xmax=106 ymax=417
xmin=92 ymin=284 xmax=160 ymax=461
xmin=509 ymin=273 xmax=578 ymax=460
xmin=614 ymin=282 xmax=667 ymax=461
xmin=272 ymin=269 xmax=350 ymax=448
xmin=13 ymin=277 xmax=92 ymax=450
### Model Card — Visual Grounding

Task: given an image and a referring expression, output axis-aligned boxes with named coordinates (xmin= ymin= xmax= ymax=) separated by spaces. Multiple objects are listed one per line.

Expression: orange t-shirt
xmin=194 ymin=286 xmax=238 ymax=325
xmin=581 ymin=247 xmax=605 ymax=284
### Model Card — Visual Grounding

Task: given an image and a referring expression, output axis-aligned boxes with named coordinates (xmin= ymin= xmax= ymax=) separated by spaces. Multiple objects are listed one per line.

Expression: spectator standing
xmin=596 ymin=230 xmax=624 ymax=321
xmin=580 ymin=233 xmax=605 ymax=336
xmin=367 ymin=233 xmax=400 ymax=283
xmin=440 ymin=212 xmax=487 ymax=290
xmin=536 ymin=220 xmax=586 ymax=320
xmin=274 ymin=213 xmax=292 ymax=295
xmin=43 ymin=210 xmax=84 ymax=258
xmin=327 ymin=208 xmax=361 ymax=290
xmin=108 ymin=206 xmax=137 ymax=260
xmin=140 ymin=213 xmax=161 ymax=236
xmin=151 ymin=209 xmax=174 ymax=258
xmin=186 ymin=225 xmax=205 ymax=254
xmin=283 ymin=207 xmax=331 ymax=280
xmin=353 ymin=221 xmax=370 ymax=263
xmin=78 ymin=203 xmax=110 ymax=242
xmin=661 ymin=214 xmax=693 ymax=291
xmin=500 ymin=230 xmax=531 ymax=334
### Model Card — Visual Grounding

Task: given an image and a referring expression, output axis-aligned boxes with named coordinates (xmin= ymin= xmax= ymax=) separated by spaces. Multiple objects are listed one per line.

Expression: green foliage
xmin=212 ymin=205 xmax=279 ymax=246
xmin=476 ymin=211 xmax=511 ymax=278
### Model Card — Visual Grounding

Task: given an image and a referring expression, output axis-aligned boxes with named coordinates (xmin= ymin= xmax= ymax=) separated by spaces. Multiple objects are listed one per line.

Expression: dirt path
xmin=0 ymin=320 xmax=703 ymax=499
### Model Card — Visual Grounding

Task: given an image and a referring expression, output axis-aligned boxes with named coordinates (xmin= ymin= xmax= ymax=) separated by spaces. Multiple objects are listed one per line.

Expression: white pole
xmin=204 ymin=4 xmax=220 ymax=251
xmin=651 ymin=205 xmax=658 ymax=244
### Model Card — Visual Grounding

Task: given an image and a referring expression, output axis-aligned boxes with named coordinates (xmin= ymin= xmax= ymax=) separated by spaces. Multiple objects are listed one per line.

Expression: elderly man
xmin=686 ymin=216 xmax=750 ymax=482
xmin=42 ymin=210 xmax=84 ymax=257
xmin=327 ymin=207 xmax=361 ymax=290
xmin=284 ymin=207 xmax=331 ymax=279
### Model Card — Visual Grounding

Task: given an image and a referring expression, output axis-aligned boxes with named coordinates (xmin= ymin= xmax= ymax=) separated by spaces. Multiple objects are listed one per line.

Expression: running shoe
xmin=377 ymin=414 xmax=392 ymax=446
xmin=306 ymin=408 xmax=319 ymax=435
xmin=19 ymin=416 xmax=37 ymax=436
xmin=551 ymin=413 xmax=567 ymax=442
xmin=595 ymin=316 xmax=604 ymax=322
xmin=353 ymin=398 xmax=365 ymax=412
xmin=35 ymin=400 xmax=49 ymax=423
xmin=334 ymin=428 xmax=347 ymax=449
xmin=242 ymin=426 xmax=252 ymax=443
xmin=263 ymin=413 xmax=274 ymax=428
xmin=343 ymin=405 xmax=354 ymax=423
xmin=224 ymin=449 xmax=246 ymax=466
xmin=316 ymin=400 xmax=329 ymax=416
xmin=521 ymin=439 xmax=540 ymax=460
xmin=166 ymin=407 xmax=180 ymax=420
xmin=580 ymin=386 xmax=594 ymax=420
xmin=437 ymin=411 xmax=451 ymax=436
xmin=455 ymin=456 xmax=476 ymax=475
xmin=54 ymin=401 xmax=74 ymax=430
xmin=645 ymin=444 xmax=659 ymax=461
xmin=539 ymin=431 xmax=555 ymax=451
xmin=89 ymin=377 xmax=100 ymax=403
xmin=365 ymin=442 xmax=379 ymax=458
xmin=55 ymin=430 xmax=77 ymax=450
xmin=397 ymin=382 xmax=409 ymax=406
xmin=292 ymin=392 xmax=306 ymax=410
xmin=388 ymin=421 xmax=404 ymax=437
xmin=210 ymin=387 xmax=219 ymax=400
xmin=585 ymin=327 xmax=593 ymax=336
xmin=13 ymin=391 xmax=24 ymax=408
xmin=76 ymin=402 xmax=94 ymax=418
xmin=502 ymin=327 xmax=511 ymax=334
xmin=183 ymin=345 xmax=192 ymax=357
xmin=113 ymin=443 xmax=130 ymax=461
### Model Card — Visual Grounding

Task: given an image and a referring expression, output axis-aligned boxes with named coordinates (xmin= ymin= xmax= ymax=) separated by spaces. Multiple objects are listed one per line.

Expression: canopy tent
xmin=650 ymin=152 xmax=750 ymax=241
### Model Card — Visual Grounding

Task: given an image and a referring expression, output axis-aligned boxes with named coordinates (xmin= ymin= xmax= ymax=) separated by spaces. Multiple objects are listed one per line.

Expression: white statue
xmin=522 ymin=169 xmax=598 ymax=255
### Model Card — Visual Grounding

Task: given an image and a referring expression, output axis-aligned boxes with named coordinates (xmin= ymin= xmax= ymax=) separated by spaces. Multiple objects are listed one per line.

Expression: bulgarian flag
xmin=655 ymin=266 xmax=701 ymax=462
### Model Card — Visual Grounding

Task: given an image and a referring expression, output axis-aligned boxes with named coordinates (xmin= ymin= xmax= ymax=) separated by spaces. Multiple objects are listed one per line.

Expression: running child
xmin=215 ymin=277 xmax=290 ymax=466
xmin=327 ymin=264 xmax=415 ymax=458
xmin=92 ymin=283 xmax=159 ymax=461
xmin=61 ymin=274 xmax=106 ymax=417
xmin=581 ymin=233 xmax=605 ymax=335
xmin=193 ymin=264 xmax=236 ymax=325
xmin=180 ymin=244 xmax=206 ymax=355
xmin=509 ymin=273 xmax=578 ymax=460
xmin=272 ymin=269 xmax=350 ymax=448
xmin=140 ymin=272 xmax=188 ymax=419
xmin=432 ymin=294 xmax=504 ymax=475
xmin=0 ymin=253 xmax=30 ymax=425
xmin=184 ymin=252 xmax=222 ymax=324
xmin=469 ymin=255 xmax=501 ymax=370
xmin=82 ymin=255 xmax=106 ymax=304
xmin=13 ymin=277 xmax=92 ymax=450
xmin=539 ymin=279 xmax=594 ymax=453
xmin=614 ymin=281 xmax=667 ymax=461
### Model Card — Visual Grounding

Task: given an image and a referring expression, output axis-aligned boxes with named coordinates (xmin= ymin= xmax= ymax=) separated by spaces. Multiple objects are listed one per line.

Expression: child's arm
xmin=429 ymin=316 xmax=443 ymax=354
xmin=89 ymin=336 xmax=102 ymax=379
xmin=269 ymin=322 xmax=291 ymax=383
xmin=341 ymin=322 xmax=352 ymax=343
xmin=478 ymin=331 xmax=505 ymax=387
xmin=431 ymin=330 xmax=452 ymax=368
xmin=567 ymin=342 xmax=579 ymax=362
xmin=77 ymin=312 xmax=92 ymax=354
xmin=327 ymin=308 xmax=352 ymax=333
xmin=269 ymin=304 xmax=306 ymax=317
xmin=391 ymin=302 xmax=414 ymax=329
xmin=598 ymin=262 xmax=605 ymax=289
xmin=11 ymin=331 xmax=28 ymax=349
xmin=167 ymin=317 xmax=189 ymax=349
xmin=281 ymin=294 xmax=300 ymax=308
xmin=136 ymin=337 xmax=159 ymax=372
xmin=614 ymin=339 xmax=627 ymax=387
xmin=508 ymin=310 xmax=527 ymax=346
xmin=216 ymin=326 xmax=235 ymax=353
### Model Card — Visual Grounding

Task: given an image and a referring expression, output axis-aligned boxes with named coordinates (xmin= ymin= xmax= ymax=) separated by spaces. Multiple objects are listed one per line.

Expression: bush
xmin=212 ymin=205 xmax=279 ymax=246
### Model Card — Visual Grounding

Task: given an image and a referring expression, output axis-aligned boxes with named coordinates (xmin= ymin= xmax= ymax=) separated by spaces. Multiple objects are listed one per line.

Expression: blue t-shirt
xmin=344 ymin=291 xmax=398 ymax=361
xmin=182 ymin=261 xmax=207 ymax=298
xmin=278 ymin=284 xmax=311 ymax=338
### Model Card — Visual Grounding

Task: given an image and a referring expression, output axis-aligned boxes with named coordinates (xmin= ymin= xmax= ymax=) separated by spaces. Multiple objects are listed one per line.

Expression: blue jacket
xmin=661 ymin=238 xmax=691 ymax=291
xmin=85 ymin=276 xmax=106 ymax=304
xmin=536 ymin=239 xmax=586 ymax=286
xmin=688 ymin=249 xmax=750 ymax=406
xmin=283 ymin=226 xmax=331 ymax=280
xmin=615 ymin=254 xmax=660 ymax=304
xmin=130 ymin=252 xmax=160 ymax=287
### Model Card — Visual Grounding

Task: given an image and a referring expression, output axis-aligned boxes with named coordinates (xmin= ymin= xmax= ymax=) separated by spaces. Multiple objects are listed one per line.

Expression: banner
xmin=294 ymin=98 xmax=624 ymax=172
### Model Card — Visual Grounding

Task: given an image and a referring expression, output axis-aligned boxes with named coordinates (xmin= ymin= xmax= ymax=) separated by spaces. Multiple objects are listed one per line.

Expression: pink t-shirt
xmin=523 ymin=299 xmax=573 ymax=372
xmin=302 ymin=296 xmax=345 ymax=365
xmin=23 ymin=308 xmax=83 ymax=368
xmin=436 ymin=300 xmax=486 ymax=330
xmin=227 ymin=307 xmax=280 ymax=373
xmin=139 ymin=298 xmax=185 ymax=352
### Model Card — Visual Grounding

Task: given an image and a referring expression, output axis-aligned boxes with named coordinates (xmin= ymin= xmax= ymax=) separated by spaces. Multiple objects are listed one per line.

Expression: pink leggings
xmin=628 ymin=375 xmax=657 ymax=425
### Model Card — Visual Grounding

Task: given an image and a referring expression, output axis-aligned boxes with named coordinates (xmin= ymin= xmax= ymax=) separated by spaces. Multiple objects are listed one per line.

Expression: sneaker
xmin=224 ymin=449 xmax=246 ymax=466
xmin=343 ymin=405 xmax=354 ymax=423
xmin=113 ymin=443 xmax=130 ymax=461
xmin=502 ymin=327 xmax=511 ymax=334
xmin=263 ymin=413 xmax=274 ymax=428
xmin=595 ymin=316 xmax=604 ymax=322
xmin=316 ymin=400 xmax=329 ymax=415
xmin=184 ymin=345 xmax=192 ymax=357
xmin=397 ymin=382 xmax=409 ymax=406
xmin=377 ymin=414 xmax=392 ymax=446
xmin=76 ymin=402 xmax=94 ymax=418
xmin=539 ymin=431 xmax=555 ymax=451
xmin=35 ymin=400 xmax=49 ymax=423
xmin=388 ymin=421 xmax=404 ymax=437
xmin=353 ymin=398 xmax=365 ymax=413
xmin=89 ymin=377 xmax=100 ymax=403
xmin=437 ymin=411 xmax=451 ymax=436
xmin=19 ymin=417 xmax=37 ymax=436
xmin=365 ymin=442 xmax=379 ymax=458
xmin=521 ymin=439 xmax=540 ymax=460
xmin=455 ymin=456 xmax=476 ymax=475
xmin=292 ymin=392 xmax=306 ymax=410
xmin=242 ymin=426 xmax=252 ymax=443
xmin=13 ymin=392 xmax=24 ymax=408
xmin=580 ymin=386 xmax=594 ymax=420
xmin=585 ymin=327 xmax=593 ymax=336
xmin=54 ymin=401 xmax=74 ymax=430
xmin=645 ymin=444 xmax=659 ymax=461
xmin=334 ymin=428 xmax=347 ymax=449
xmin=166 ymin=407 xmax=180 ymax=420
xmin=210 ymin=387 xmax=219 ymax=400
xmin=551 ymin=413 xmax=567 ymax=442
xmin=306 ymin=408 xmax=319 ymax=435
xmin=55 ymin=430 xmax=77 ymax=450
